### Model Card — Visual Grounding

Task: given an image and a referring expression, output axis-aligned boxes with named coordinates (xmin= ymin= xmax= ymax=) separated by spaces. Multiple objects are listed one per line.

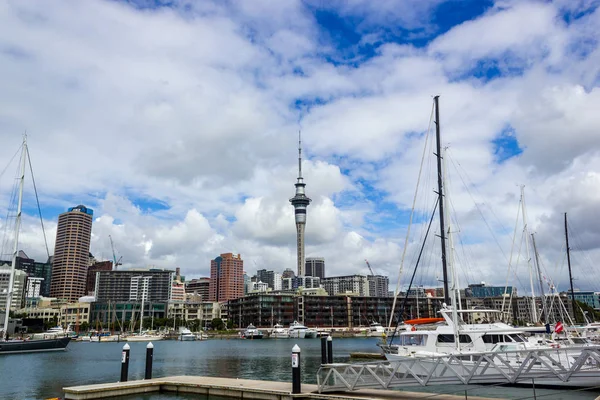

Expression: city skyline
xmin=0 ymin=1 xmax=599 ymax=296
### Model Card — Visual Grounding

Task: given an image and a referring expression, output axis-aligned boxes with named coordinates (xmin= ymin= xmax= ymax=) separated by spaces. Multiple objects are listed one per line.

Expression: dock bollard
xmin=120 ymin=343 xmax=130 ymax=382
xmin=145 ymin=342 xmax=154 ymax=380
xmin=320 ymin=336 xmax=327 ymax=364
xmin=292 ymin=344 xmax=301 ymax=394
xmin=327 ymin=336 xmax=333 ymax=364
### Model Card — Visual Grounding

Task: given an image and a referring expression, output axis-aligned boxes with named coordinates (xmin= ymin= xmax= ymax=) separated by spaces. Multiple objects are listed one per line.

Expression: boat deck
xmin=62 ymin=375 xmax=495 ymax=400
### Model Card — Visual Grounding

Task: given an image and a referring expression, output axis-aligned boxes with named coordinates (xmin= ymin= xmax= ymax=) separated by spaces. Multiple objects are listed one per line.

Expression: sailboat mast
xmin=531 ymin=233 xmax=546 ymax=321
xmin=2 ymin=136 xmax=27 ymax=338
xmin=434 ymin=96 xmax=450 ymax=305
xmin=565 ymin=213 xmax=576 ymax=320
xmin=520 ymin=187 xmax=538 ymax=323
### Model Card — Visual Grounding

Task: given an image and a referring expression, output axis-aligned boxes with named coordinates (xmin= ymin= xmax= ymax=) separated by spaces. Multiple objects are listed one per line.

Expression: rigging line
xmin=447 ymin=148 xmax=513 ymax=236
xmin=0 ymin=145 xmax=22 ymax=182
xmin=389 ymin=198 xmax=439 ymax=345
xmin=447 ymin=152 xmax=510 ymax=263
xmin=26 ymin=145 xmax=50 ymax=259
xmin=0 ymin=155 xmax=22 ymax=259
xmin=388 ymin=100 xmax=435 ymax=331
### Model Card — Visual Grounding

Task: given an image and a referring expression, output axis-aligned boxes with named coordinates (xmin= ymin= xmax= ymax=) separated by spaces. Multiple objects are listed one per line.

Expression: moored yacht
xmin=367 ymin=322 xmax=386 ymax=337
xmin=178 ymin=327 xmax=196 ymax=341
xmin=243 ymin=324 xmax=264 ymax=339
xmin=289 ymin=321 xmax=317 ymax=338
xmin=270 ymin=323 xmax=289 ymax=339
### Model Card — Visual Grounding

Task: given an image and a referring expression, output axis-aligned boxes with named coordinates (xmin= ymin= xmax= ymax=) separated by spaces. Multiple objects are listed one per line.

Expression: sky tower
xmin=289 ymin=132 xmax=311 ymax=276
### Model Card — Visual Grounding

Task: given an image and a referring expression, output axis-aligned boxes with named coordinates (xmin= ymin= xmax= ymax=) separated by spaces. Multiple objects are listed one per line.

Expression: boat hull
xmin=179 ymin=335 xmax=196 ymax=341
xmin=0 ymin=337 xmax=71 ymax=354
xmin=243 ymin=334 xmax=264 ymax=339
xmin=125 ymin=336 xmax=163 ymax=342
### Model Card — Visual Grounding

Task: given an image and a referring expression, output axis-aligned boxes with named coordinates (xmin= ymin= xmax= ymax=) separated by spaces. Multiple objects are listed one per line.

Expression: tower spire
xmin=290 ymin=132 xmax=311 ymax=277
xmin=298 ymin=131 xmax=303 ymax=180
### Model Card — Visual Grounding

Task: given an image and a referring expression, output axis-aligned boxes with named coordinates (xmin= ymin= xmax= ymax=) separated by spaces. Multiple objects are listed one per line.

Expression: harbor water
xmin=1 ymin=337 xmax=599 ymax=399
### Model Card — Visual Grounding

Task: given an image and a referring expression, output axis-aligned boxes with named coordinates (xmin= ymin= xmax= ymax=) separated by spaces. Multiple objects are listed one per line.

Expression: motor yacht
xmin=289 ymin=321 xmax=317 ymax=338
xmin=178 ymin=327 xmax=196 ymax=341
xmin=243 ymin=324 xmax=264 ymax=339
xmin=270 ymin=323 xmax=289 ymax=339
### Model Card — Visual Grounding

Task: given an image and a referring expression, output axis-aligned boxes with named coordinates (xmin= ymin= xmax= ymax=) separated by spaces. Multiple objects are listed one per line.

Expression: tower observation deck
xmin=289 ymin=132 xmax=311 ymax=277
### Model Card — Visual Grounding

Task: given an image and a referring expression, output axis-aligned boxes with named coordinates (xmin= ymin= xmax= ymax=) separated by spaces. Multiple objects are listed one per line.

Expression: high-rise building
xmin=367 ymin=275 xmax=389 ymax=297
xmin=305 ymin=257 xmax=325 ymax=279
xmin=1 ymin=251 xmax=53 ymax=297
xmin=289 ymin=133 xmax=311 ymax=276
xmin=0 ymin=263 xmax=28 ymax=309
xmin=49 ymin=205 xmax=93 ymax=302
xmin=95 ymin=268 xmax=174 ymax=302
xmin=282 ymin=268 xmax=295 ymax=279
xmin=209 ymin=253 xmax=244 ymax=302
xmin=256 ymin=269 xmax=280 ymax=289
xmin=86 ymin=260 xmax=113 ymax=296
xmin=322 ymin=275 xmax=370 ymax=296
xmin=185 ymin=277 xmax=211 ymax=301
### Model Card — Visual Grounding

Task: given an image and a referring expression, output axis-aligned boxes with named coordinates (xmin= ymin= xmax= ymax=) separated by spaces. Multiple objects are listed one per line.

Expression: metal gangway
xmin=317 ymin=346 xmax=600 ymax=392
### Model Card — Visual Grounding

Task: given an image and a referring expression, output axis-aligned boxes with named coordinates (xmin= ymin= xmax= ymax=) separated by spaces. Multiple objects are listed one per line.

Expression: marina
xmin=1 ymin=338 xmax=600 ymax=399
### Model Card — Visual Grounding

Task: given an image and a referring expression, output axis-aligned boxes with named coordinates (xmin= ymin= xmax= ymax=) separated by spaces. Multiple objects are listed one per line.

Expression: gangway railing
xmin=317 ymin=346 xmax=600 ymax=392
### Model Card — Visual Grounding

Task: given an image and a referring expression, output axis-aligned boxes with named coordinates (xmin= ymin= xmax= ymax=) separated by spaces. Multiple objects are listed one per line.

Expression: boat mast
xmin=2 ymin=136 xmax=27 ymax=339
xmin=565 ymin=213 xmax=576 ymax=321
xmin=520 ymin=186 xmax=538 ymax=323
xmin=434 ymin=96 xmax=450 ymax=305
xmin=531 ymin=233 xmax=546 ymax=322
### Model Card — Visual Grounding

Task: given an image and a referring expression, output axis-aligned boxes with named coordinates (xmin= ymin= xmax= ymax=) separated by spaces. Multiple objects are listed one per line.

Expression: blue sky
xmin=1 ymin=0 xmax=600 ymax=294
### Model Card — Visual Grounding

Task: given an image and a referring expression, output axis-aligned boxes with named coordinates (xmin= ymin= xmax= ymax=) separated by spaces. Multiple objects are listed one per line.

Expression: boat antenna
xmin=434 ymin=96 xmax=450 ymax=305
xmin=565 ymin=213 xmax=576 ymax=321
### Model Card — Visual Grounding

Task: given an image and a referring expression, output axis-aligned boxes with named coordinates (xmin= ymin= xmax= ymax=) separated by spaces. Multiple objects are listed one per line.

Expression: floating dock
xmin=63 ymin=375 xmax=495 ymax=400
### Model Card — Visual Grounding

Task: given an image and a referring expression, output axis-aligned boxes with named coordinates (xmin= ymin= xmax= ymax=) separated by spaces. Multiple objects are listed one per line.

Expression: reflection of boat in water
xmin=178 ymin=327 xmax=196 ymax=341
xmin=289 ymin=321 xmax=317 ymax=339
xmin=270 ymin=323 xmax=289 ymax=339
xmin=243 ymin=324 xmax=264 ymax=339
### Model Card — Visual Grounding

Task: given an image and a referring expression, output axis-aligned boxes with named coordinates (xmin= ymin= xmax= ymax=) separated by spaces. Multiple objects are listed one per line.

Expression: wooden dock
xmin=63 ymin=375 xmax=496 ymax=400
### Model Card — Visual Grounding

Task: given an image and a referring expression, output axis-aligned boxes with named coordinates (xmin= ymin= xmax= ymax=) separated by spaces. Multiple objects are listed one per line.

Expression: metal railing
xmin=317 ymin=346 xmax=600 ymax=392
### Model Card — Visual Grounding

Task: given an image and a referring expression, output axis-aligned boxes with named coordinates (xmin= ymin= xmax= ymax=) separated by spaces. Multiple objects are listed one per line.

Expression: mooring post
xmin=120 ymin=343 xmax=130 ymax=382
xmin=327 ymin=335 xmax=333 ymax=364
xmin=320 ymin=336 xmax=327 ymax=364
xmin=145 ymin=342 xmax=154 ymax=379
xmin=292 ymin=344 xmax=301 ymax=394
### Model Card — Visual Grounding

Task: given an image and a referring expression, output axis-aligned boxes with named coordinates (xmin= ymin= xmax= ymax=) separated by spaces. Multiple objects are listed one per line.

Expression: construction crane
xmin=109 ymin=235 xmax=123 ymax=270
xmin=365 ymin=259 xmax=375 ymax=276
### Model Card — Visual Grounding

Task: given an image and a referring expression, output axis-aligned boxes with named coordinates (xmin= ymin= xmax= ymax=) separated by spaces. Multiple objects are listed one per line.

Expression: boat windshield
xmin=400 ymin=334 xmax=427 ymax=346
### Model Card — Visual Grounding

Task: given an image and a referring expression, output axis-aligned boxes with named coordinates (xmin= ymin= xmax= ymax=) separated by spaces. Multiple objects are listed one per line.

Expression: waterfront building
xmin=59 ymin=301 xmax=91 ymax=327
xmin=305 ymin=257 xmax=325 ymax=279
xmin=171 ymin=281 xmax=185 ymax=301
xmin=209 ymin=253 xmax=244 ymax=302
xmin=321 ymin=275 xmax=370 ymax=296
xmin=567 ymin=290 xmax=600 ymax=311
xmin=86 ymin=260 xmax=113 ymax=296
xmin=90 ymin=301 xmax=168 ymax=329
xmin=50 ymin=205 xmax=94 ymax=302
xmin=0 ymin=263 xmax=28 ymax=309
xmin=228 ymin=293 xmax=295 ymax=328
xmin=185 ymin=277 xmax=210 ymax=301
xmin=94 ymin=268 xmax=174 ymax=302
xmin=289 ymin=134 xmax=311 ymax=276
xmin=367 ymin=275 xmax=389 ymax=297
xmin=465 ymin=283 xmax=516 ymax=298
xmin=18 ymin=307 xmax=60 ymax=324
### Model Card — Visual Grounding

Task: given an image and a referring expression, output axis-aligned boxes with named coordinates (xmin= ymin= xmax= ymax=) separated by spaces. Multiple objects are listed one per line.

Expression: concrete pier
xmin=63 ymin=375 xmax=495 ymax=400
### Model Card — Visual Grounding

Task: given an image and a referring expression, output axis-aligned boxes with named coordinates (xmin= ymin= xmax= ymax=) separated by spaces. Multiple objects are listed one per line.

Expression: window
xmin=437 ymin=334 xmax=455 ymax=343
xmin=401 ymin=334 xmax=426 ymax=346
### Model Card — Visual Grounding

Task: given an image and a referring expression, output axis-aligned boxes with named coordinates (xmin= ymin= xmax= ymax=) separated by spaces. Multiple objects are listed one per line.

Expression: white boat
xmin=126 ymin=332 xmax=163 ymax=342
xmin=178 ymin=327 xmax=196 ymax=341
xmin=243 ymin=324 xmax=264 ymax=339
xmin=196 ymin=332 xmax=209 ymax=340
xmin=288 ymin=321 xmax=317 ymax=339
xmin=367 ymin=322 xmax=386 ymax=337
xmin=270 ymin=323 xmax=290 ymax=339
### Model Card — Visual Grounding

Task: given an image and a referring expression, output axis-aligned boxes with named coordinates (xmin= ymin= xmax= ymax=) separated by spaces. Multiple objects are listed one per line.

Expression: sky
xmin=1 ymin=0 xmax=600 ymax=295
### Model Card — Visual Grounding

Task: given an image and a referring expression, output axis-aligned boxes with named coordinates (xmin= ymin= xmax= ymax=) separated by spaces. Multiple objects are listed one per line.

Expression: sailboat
xmin=0 ymin=136 xmax=71 ymax=354
xmin=380 ymin=97 xmax=600 ymax=387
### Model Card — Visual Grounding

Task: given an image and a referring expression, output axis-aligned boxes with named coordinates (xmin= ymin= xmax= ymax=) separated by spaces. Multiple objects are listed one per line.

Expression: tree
xmin=211 ymin=318 xmax=225 ymax=331
xmin=80 ymin=322 xmax=89 ymax=332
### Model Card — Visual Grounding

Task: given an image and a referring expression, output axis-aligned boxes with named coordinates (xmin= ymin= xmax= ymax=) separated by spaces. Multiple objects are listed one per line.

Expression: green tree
xmin=80 ymin=322 xmax=89 ymax=332
xmin=211 ymin=318 xmax=225 ymax=331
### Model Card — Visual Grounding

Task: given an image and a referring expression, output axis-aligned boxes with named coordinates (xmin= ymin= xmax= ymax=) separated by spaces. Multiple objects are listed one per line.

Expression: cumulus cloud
xmin=1 ymin=0 xmax=600 ymax=295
